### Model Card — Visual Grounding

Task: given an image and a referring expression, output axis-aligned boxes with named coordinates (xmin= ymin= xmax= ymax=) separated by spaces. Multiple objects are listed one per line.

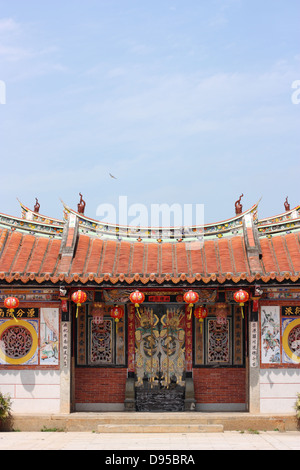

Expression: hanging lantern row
xmin=233 ymin=289 xmax=249 ymax=318
xmin=4 ymin=296 xmax=19 ymax=322
xmin=183 ymin=290 xmax=199 ymax=319
xmin=71 ymin=290 xmax=87 ymax=318
xmin=129 ymin=290 xmax=145 ymax=316
xmin=69 ymin=288 xmax=250 ymax=323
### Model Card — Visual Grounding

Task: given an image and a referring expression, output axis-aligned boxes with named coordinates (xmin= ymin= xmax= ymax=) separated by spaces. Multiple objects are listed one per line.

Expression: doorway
xmin=134 ymin=304 xmax=186 ymax=411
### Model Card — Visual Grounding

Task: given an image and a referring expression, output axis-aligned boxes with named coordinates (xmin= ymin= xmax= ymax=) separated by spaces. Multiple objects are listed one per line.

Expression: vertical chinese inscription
xmin=185 ymin=306 xmax=193 ymax=371
xmin=77 ymin=306 xmax=86 ymax=365
xmin=128 ymin=304 xmax=135 ymax=373
xmin=62 ymin=322 xmax=69 ymax=367
xmin=233 ymin=306 xmax=243 ymax=365
xmin=250 ymin=322 xmax=258 ymax=367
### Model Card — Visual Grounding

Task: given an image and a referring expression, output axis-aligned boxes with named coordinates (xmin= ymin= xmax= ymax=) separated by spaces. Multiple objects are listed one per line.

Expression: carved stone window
xmin=194 ymin=305 xmax=243 ymax=366
xmin=207 ymin=319 xmax=230 ymax=364
xmin=89 ymin=319 xmax=113 ymax=364
xmin=0 ymin=325 xmax=33 ymax=359
xmin=76 ymin=305 xmax=126 ymax=366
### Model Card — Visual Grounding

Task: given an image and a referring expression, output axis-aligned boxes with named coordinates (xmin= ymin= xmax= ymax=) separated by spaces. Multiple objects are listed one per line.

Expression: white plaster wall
xmin=260 ymin=369 xmax=300 ymax=413
xmin=0 ymin=369 xmax=61 ymax=413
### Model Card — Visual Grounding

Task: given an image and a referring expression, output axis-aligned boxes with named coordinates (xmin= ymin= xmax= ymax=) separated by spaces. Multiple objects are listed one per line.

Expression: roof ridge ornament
xmin=34 ymin=198 xmax=40 ymax=213
xmin=77 ymin=193 xmax=86 ymax=215
xmin=284 ymin=196 xmax=290 ymax=212
xmin=235 ymin=194 xmax=244 ymax=215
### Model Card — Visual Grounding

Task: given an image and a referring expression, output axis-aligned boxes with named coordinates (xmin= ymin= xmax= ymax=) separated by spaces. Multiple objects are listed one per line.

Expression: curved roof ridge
xmin=257 ymin=205 xmax=300 ymax=226
xmin=0 ymin=208 xmax=63 ymax=238
xmin=18 ymin=198 xmax=260 ymax=232
xmin=62 ymin=200 xmax=260 ymax=230
xmin=18 ymin=199 xmax=64 ymax=226
xmin=61 ymin=199 xmax=260 ymax=243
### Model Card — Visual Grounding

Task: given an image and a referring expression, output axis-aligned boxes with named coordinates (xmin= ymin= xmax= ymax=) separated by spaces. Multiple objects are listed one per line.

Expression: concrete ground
xmin=0 ymin=430 xmax=299 ymax=450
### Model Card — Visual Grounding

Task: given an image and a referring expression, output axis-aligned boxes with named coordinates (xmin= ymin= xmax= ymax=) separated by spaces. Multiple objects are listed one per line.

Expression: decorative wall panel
xmin=207 ymin=319 xmax=230 ymax=364
xmin=0 ymin=319 xmax=39 ymax=365
xmin=89 ymin=319 xmax=113 ymax=364
xmin=40 ymin=308 xmax=59 ymax=365
xmin=261 ymin=306 xmax=280 ymax=364
xmin=76 ymin=304 xmax=126 ymax=367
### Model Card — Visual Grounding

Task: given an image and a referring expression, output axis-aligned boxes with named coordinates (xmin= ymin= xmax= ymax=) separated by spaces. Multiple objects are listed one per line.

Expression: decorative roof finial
xmin=235 ymin=194 xmax=243 ymax=215
xmin=284 ymin=196 xmax=290 ymax=212
xmin=77 ymin=193 xmax=86 ymax=214
xmin=34 ymin=198 xmax=40 ymax=213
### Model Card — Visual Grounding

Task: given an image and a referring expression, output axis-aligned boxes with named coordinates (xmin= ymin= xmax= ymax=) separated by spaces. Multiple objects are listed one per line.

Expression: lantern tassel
xmin=240 ymin=303 xmax=244 ymax=319
xmin=9 ymin=309 xmax=18 ymax=322
xmin=76 ymin=303 xmax=81 ymax=318
xmin=135 ymin=303 xmax=141 ymax=318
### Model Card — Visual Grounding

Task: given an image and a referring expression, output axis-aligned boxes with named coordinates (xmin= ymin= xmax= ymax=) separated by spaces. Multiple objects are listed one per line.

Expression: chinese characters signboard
xmin=282 ymin=306 xmax=300 ymax=316
xmin=0 ymin=308 xmax=39 ymax=319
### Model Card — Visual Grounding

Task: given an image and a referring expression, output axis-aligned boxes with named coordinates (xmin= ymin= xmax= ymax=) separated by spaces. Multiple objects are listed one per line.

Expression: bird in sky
xmin=109 ymin=173 xmax=117 ymax=179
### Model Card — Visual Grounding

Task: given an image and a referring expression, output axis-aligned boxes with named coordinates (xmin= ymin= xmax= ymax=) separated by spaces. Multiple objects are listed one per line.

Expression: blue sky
xmin=0 ymin=0 xmax=299 ymax=224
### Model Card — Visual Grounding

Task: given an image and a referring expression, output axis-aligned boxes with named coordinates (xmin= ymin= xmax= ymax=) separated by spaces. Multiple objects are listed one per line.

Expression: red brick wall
xmin=75 ymin=367 xmax=246 ymax=405
xmin=193 ymin=368 xmax=246 ymax=404
xmin=75 ymin=368 xmax=127 ymax=403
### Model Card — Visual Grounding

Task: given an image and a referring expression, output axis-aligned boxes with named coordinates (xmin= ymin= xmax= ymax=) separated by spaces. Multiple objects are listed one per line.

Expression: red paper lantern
xmin=110 ymin=305 xmax=124 ymax=323
xmin=4 ymin=297 xmax=19 ymax=309
xmin=194 ymin=306 xmax=208 ymax=321
xmin=129 ymin=290 xmax=145 ymax=316
xmin=233 ymin=289 xmax=249 ymax=318
xmin=129 ymin=290 xmax=145 ymax=307
xmin=183 ymin=290 xmax=199 ymax=318
xmin=194 ymin=306 xmax=208 ymax=332
xmin=4 ymin=296 xmax=19 ymax=322
xmin=71 ymin=290 xmax=87 ymax=318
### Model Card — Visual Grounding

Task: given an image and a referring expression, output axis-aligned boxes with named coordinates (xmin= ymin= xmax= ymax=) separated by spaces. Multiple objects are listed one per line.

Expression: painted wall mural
xmin=40 ymin=308 xmax=59 ymax=365
xmin=261 ymin=306 xmax=280 ymax=364
xmin=261 ymin=305 xmax=300 ymax=365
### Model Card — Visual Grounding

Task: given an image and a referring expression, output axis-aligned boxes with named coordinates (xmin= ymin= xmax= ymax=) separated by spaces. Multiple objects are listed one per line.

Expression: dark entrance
xmin=134 ymin=304 xmax=186 ymax=411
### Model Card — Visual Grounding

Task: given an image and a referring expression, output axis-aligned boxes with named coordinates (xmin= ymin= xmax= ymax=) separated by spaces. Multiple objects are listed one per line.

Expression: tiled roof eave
xmin=1 ymin=272 xmax=299 ymax=286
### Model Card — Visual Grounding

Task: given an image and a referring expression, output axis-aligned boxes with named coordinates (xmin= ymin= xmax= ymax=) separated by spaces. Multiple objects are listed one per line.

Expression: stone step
xmin=10 ymin=412 xmax=297 ymax=432
xmin=97 ymin=423 xmax=224 ymax=433
xmin=96 ymin=413 xmax=222 ymax=426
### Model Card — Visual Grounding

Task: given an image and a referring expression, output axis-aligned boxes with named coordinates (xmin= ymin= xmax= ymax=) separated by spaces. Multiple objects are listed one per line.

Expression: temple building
xmin=0 ymin=197 xmax=299 ymax=417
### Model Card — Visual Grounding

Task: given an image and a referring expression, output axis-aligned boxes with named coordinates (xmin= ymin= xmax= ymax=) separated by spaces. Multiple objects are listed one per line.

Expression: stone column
xmin=60 ymin=320 xmax=72 ymax=413
xmin=125 ymin=304 xmax=136 ymax=411
xmin=248 ymin=320 xmax=260 ymax=413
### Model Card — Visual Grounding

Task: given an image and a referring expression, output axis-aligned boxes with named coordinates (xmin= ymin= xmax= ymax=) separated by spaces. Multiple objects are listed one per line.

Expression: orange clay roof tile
xmin=0 ymin=226 xmax=299 ymax=285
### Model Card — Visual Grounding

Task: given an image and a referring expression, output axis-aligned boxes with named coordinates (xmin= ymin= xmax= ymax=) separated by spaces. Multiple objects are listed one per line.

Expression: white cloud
xmin=0 ymin=18 xmax=20 ymax=33
xmin=0 ymin=44 xmax=33 ymax=61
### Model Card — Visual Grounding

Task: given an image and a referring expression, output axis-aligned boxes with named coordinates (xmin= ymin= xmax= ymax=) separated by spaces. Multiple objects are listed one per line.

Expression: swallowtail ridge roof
xmin=0 ymin=199 xmax=299 ymax=285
